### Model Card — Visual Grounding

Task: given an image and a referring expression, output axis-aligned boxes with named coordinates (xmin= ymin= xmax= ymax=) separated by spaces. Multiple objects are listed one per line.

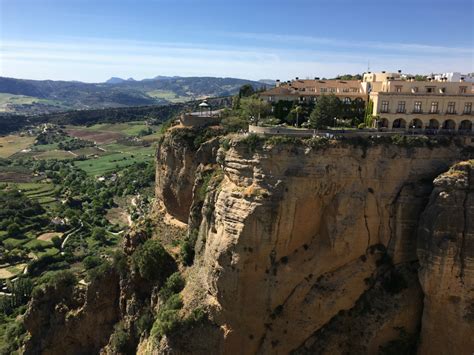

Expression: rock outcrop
xmin=155 ymin=128 xmax=221 ymax=223
xmin=417 ymin=160 xmax=474 ymax=355
xmin=155 ymin=131 xmax=473 ymax=354
xmin=23 ymin=269 xmax=120 ymax=355
xmin=22 ymin=132 xmax=474 ymax=355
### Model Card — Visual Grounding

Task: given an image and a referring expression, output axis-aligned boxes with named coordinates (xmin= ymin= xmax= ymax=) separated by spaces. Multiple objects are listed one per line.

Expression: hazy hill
xmin=0 ymin=76 xmax=268 ymax=115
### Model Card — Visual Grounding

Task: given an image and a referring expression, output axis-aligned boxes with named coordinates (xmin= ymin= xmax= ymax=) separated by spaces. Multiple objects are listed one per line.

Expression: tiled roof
xmin=260 ymin=79 xmax=365 ymax=97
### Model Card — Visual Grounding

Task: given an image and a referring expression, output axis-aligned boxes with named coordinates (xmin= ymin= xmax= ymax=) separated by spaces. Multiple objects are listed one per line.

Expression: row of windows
xmin=297 ymin=87 xmax=359 ymax=93
xmin=381 ymin=101 xmax=472 ymax=114
xmin=393 ymin=86 xmax=468 ymax=94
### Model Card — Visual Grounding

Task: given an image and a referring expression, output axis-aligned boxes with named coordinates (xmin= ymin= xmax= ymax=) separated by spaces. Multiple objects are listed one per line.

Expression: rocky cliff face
xmin=417 ymin=160 xmax=474 ymax=355
xmin=154 ymin=131 xmax=473 ymax=354
xmin=21 ymin=132 xmax=473 ymax=355
xmin=23 ymin=269 xmax=120 ymax=355
xmin=155 ymin=128 xmax=221 ymax=223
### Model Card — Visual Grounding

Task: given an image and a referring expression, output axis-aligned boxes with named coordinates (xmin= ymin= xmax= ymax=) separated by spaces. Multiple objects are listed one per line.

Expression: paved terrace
xmin=248 ymin=125 xmax=474 ymax=146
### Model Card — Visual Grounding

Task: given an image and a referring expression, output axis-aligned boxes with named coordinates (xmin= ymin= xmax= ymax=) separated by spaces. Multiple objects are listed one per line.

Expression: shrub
xmin=86 ymin=261 xmax=113 ymax=282
xmin=159 ymin=272 xmax=185 ymax=301
xmin=180 ymin=229 xmax=198 ymax=266
xmin=240 ymin=133 xmax=264 ymax=152
xmin=82 ymin=255 xmax=102 ymax=270
xmin=136 ymin=309 xmax=154 ymax=336
xmin=34 ymin=270 xmax=76 ymax=294
xmin=110 ymin=322 xmax=130 ymax=354
xmin=131 ymin=239 xmax=175 ymax=282
xmin=265 ymin=135 xmax=302 ymax=146
xmin=151 ymin=309 xmax=181 ymax=339
xmin=112 ymin=250 xmax=128 ymax=277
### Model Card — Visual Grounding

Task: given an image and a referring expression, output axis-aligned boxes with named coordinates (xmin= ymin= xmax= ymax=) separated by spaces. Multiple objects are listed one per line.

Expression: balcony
xmin=429 ymin=110 xmax=439 ymax=114
xmin=380 ymin=109 xmax=390 ymax=113
xmin=446 ymin=111 xmax=457 ymax=115
xmin=412 ymin=110 xmax=423 ymax=114
xmin=396 ymin=109 xmax=406 ymax=113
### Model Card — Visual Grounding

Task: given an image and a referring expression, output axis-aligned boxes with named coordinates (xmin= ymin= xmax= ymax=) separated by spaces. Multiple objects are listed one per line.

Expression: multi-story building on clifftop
xmin=365 ymin=72 xmax=474 ymax=131
xmin=260 ymin=71 xmax=474 ymax=132
xmin=260 ymin=78 xmax=367 ymax=105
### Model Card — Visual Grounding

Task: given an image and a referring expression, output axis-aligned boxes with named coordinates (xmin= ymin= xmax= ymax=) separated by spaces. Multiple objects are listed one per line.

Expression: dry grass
xmin=66 ymin=128 xmax=124 ymax=144
xmin=0 ymin=135 xmax=35 ymax=158
xmin=37 ymin=232 xmax=63 ymax=242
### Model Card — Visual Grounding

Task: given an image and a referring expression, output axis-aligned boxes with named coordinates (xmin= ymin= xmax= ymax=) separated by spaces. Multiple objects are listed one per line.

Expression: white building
xmin=433 ymin=72 xmax=474 ymax=83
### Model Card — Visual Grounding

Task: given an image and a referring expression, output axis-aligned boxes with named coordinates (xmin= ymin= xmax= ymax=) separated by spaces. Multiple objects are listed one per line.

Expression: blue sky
xmin=1 ymin=0 xmax=473 ymax=82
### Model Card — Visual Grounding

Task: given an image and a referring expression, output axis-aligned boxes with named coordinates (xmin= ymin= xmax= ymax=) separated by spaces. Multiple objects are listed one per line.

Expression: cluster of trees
xmin=0 ymin=189 xmax=49 ymax=241
xmin=222 ymin=85 xmax=366 ymax=131
xmin=57 ymin=138 xmax=94 ymax=151
xmin=309 ymin=95 xmax=365 ymax=128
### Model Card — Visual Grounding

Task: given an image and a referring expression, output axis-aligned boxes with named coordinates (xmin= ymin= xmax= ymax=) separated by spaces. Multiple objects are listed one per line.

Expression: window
xmin=343 ymin=97 xmax=351 ymax=104
xmin=329 ymin=88 xmax=336 ymax=93
xmin=430 ymin=102 xmax=439 ymax=113
xmin=268 ymin=96 xmax=274 ymax=102
xmin=464 ymin=103 xmax=472 ymax=114
xmin=397 ymin=101 xmax=406 ymax=113
xmin=350 ymin=88 xmax=359 ymax=92
xmin=381 ymin=101 xmax=389 ymax=113
xmin=411 ymin=87 xmax=419 ymax=93
xmin=439 ymin=87 xmax=446 ymax=94
xmin=447 ymin=102 xmax=456 ymax=114
xmin=320 ymin=88 xmax=327 ymax=93
xmin=395 ymin=86 xmax=402 ymax=92
xmin=414 ymin=101 xmax=422 ymax=113
xmin=460 ymin=87 xmax=467 ymax=94
xmin=426 ymin=87 xmax=435 ymax=93
xmin=342 ymin=88 xmax=350 ymax=92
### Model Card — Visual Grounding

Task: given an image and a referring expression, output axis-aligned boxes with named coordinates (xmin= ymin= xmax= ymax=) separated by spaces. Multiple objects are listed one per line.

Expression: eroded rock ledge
xmin=155 ymin=131 xmax=473 ymax=354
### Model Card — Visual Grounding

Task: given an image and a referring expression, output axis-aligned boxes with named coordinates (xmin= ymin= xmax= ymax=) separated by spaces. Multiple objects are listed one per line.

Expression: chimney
xmin=460 ymin=77 xmax=465 ymax=82
xmin=382 ymin=71 xmax=386 ymax=73
xmin=295 ymin=77 xmax=299 ymax=80
xmin=398 ymin=69 xmax=402 ymax=73
xmin=276 ymin=79 xmax=281 ymax=87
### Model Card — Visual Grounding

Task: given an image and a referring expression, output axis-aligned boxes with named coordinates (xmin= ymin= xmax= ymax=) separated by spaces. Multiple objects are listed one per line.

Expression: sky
xmin=0 ymin=0 xmax=473 ymax=83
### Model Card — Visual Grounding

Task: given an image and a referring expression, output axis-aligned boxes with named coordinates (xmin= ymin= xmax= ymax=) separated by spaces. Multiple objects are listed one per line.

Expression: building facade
xmin=260 ymin=72 xmax=473 ymax=132
xmin=260 ymin=78 xmax=367 ymax=105
xmin=366 ymin=72 xmax=474 ymax=132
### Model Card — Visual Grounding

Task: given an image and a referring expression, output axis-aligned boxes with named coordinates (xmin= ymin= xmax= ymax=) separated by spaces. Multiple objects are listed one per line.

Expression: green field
xmin=74 ymin=143 xmax=155 ymax=175
xmin=147 ymin=90 xmax=190 ymax=103
xmin=66 ymin=121 xmax=162 ymax=136
xmin=11 ymin=182 xmax=58 ymax=208
xmin=0 ymin=93 xmax=64 ymax=112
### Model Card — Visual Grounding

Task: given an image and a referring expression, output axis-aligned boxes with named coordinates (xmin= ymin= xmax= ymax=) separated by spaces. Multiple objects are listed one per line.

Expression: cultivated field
xmin=0 ymin=135 xmax=36 ymax=158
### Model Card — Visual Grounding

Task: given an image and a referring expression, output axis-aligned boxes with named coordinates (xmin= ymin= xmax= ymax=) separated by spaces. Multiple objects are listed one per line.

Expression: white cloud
xmin=1 ymin=35 xmax=472 ymax=82
xmin=228 ymin=32 xmax=474 ymax=55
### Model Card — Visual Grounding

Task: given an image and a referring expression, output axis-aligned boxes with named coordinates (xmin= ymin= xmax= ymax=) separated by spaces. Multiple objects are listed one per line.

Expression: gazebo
xmin=198 ymin=100 xmax=212 ymax=116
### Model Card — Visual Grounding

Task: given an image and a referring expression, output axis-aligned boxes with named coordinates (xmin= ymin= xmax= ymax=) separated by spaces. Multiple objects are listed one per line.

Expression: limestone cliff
xmin=23 ymin=269 xmax=120 ymax=355
xmin=417 ymin=160 xmax=474 ymax=355
xmin=20 ymin=132 xmax=474 ymax=355
xmin=154 ymin=131 xmax=473 ymax=354
xmin=155 ymin=127 xmax=221 ymax=223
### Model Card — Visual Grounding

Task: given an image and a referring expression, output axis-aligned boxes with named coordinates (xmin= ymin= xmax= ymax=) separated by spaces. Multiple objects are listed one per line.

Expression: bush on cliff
xmin=131 ymin=239 xmax=176 ymax=282
xmin=159 ymin=272 xmax=185 ymax=301
xmin=240 ymin=133 xmax=264 ymax=152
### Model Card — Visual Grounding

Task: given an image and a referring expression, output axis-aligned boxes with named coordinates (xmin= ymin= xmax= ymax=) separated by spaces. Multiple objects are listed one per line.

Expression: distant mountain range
xmin=0 ymin=76 xmax=272 ymax=115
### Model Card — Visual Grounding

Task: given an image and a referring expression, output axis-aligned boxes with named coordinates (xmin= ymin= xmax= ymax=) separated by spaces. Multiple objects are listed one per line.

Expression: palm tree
xmin=291 ymin=105 xmax=303 ymax=127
